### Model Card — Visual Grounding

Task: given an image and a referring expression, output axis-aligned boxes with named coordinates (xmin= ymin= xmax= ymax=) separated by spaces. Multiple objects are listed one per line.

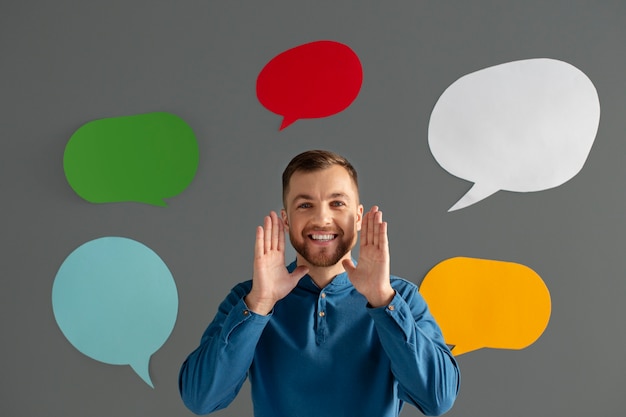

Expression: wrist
xmin=366 ymin=286 xmax=395 ymax=308
xmin=244 ymin=292 xmax=275 ymax=316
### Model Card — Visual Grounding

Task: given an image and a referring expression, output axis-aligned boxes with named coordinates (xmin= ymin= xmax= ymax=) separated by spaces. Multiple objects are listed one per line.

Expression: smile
xmin=309 ymin=234 xmax=337 ymax=241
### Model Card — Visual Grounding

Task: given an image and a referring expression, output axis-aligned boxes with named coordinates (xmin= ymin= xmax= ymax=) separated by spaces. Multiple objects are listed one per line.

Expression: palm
xmin=344 ymin=206 xmax=393 ymax=307
xmin=247 ymin=211 xmax=308 ymax=314
xmin=254 ymin=246 xmax=297 ymax=301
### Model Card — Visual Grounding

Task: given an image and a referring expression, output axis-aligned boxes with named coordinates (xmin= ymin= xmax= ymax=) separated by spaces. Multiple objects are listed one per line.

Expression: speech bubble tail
xmin=448 ymin=345 xmax=472 ymax=356
xmin=130 ymin=357 xmax=154 ymax=388
xmin=279 ymin=116 xmax=298 ymax=130
xmin=448 ymin=183 xmax=499 ymax=212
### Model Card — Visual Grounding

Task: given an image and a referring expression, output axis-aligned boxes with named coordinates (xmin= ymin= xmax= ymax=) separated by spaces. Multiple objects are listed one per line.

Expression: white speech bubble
xmin=428 ymin=58 xmax=600 ymax=211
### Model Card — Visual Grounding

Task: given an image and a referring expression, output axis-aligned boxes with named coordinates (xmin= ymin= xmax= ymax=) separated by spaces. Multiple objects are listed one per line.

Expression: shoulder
xmin=232 ymin=280 xmax=253 ymax=294
xmin=389 ymin=275 xmax=427 ymax=307
xmin=389 ymin=275 xmax=419 ymax=292
xmin=217 ymin=280 xmax=253 ymax=308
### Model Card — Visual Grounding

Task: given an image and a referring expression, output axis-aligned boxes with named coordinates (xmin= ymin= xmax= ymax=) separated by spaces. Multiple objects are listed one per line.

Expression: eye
xmin=297 ymin=202 xmax=312 ymax=209
xmin=330 ymin=201 xmax=346 ymax=207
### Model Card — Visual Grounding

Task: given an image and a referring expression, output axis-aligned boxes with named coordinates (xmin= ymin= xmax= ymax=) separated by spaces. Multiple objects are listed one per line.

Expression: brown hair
xmin=282 ymin=150 xmax=358 ymax=205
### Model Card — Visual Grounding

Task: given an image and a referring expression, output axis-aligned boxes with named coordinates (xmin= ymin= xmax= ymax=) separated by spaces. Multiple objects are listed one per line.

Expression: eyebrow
xmin=290 ymin=192 xmax=350 ymax=205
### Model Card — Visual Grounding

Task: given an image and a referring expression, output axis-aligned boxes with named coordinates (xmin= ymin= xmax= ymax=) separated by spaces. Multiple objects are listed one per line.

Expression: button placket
xmin=316 ymin=291 xmax=328 ymax=344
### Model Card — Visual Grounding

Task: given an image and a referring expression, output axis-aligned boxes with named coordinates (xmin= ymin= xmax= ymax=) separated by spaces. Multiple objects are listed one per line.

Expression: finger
xmin=263 ymin=215 xmax=272 ymax=253
xmin=270 ymin=211 xmax=280 ymax=251
xmin=341 ymin=258 xmax=357 ymax=276
xmin=373 ymin=210 xmax=382 ymax=247
xmin=366 ymin=206 xmax=376 ymax=246
xmin=380 ymin=220 xmax=389 ymax=250
xmin=290 ymin=265 xmax=309 ymax=281
xmin=360 ymin=210 xmax=369 ymax=246
xmin=255 ymin=225 xmax=264 ymax=259
xmin=277 ymin=213 xmax=285 ymax=252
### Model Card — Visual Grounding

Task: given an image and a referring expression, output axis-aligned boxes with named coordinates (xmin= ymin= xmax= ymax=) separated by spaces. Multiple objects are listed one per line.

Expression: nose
xmin=311 ymin=204 xmax=332 ymax=227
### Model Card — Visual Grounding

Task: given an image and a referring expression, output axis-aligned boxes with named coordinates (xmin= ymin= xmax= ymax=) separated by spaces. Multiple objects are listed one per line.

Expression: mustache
xmin=302 ymin=227 xmax=343 ymax=235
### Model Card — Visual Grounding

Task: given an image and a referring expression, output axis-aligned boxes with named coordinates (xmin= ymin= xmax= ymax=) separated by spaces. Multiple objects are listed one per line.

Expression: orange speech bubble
xmin=420 ymin=257 xmax=551 ymax=356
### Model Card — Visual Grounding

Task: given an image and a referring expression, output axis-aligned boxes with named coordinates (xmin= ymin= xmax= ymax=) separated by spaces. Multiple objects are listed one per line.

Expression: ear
xmin=356 ymin=204 xmax=364 ymax=231
xmin=281 ymin=209 xmax=289 ymax=230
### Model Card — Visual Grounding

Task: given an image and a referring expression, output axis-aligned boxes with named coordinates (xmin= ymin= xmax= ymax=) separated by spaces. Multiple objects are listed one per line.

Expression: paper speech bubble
xmin=420 ymin=257 xmax=551 ymax=356
xmin=428 ymin=58 xmax=600 ymax=211
xmin=256 ymin=40 xmax=363 ymax=130
xmin=52 ymin=237 xmax=179 ymax=388
xmin=64 ymin=112 xmax=199 ymax=207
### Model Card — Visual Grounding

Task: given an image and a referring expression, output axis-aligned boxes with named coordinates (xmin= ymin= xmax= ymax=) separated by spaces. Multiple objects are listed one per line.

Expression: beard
xmin=289 ymin=227 xmax=355 ymax=267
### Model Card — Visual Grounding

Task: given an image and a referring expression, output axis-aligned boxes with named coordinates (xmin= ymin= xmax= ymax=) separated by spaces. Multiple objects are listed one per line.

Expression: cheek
xmin=286 ymin=216 xmax=304 ymax=235
xmin=344 ymin=214 xmax=358 ymax=233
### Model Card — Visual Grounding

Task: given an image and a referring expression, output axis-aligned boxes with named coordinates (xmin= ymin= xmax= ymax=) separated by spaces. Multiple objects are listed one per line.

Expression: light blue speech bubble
xmin=52 ymin=237 xmax=178 ymax=388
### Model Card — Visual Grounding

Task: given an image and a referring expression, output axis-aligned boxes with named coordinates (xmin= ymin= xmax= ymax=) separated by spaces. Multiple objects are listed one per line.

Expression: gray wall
xmin=3 ymin=1 xmax=625 ymax=416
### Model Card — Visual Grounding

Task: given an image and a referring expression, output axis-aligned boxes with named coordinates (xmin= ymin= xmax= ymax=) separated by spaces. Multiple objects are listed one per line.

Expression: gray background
xmin=2 ymin=1 xmax=625 ymax=416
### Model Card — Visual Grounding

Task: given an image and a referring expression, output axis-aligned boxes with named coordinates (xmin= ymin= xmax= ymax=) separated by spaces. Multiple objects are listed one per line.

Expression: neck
xmin=296 ymin=253 xmax=351 ymax=288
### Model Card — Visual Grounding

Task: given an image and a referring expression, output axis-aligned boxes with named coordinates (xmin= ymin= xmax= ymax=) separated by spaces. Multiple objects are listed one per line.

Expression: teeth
xmin=311 ymin=234 xmax=335 ymax=241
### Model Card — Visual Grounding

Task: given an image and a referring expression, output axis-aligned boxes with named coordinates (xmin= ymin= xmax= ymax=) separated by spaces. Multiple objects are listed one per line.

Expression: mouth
xmin=308 ymin=233 xmax=338 ymax=242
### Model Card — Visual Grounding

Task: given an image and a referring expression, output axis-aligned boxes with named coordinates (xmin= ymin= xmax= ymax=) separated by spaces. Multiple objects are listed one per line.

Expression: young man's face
xmin=281 ymin=165 xmax=363 ymax=268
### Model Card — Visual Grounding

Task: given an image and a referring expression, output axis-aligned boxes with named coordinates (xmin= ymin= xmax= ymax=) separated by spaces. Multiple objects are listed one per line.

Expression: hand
xmin=342 ymin=206 xmax=395 ymax=308
xmin=245 ymin=211 xmax=309 ymax=315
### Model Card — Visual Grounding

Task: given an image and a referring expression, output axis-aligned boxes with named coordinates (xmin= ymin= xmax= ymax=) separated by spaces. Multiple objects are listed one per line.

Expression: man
xmin=179 ymin=150 xmax=460 ymax=417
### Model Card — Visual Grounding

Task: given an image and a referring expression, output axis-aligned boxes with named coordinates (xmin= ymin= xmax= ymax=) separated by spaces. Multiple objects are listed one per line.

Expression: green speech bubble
xmin=64 ymin=112 xmax=199 ymax=206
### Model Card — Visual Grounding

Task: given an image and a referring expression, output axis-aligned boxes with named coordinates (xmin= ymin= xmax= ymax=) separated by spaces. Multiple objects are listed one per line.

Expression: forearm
xmin=179 ymin=286 xmax=270 ymax=414
xmin=369 ymin=290 xmax=460 ymax=416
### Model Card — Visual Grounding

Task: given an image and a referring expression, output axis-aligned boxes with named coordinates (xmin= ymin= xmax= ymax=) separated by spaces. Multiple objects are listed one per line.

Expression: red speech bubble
xmin=256 ymin=40 xmax=363 ymax=130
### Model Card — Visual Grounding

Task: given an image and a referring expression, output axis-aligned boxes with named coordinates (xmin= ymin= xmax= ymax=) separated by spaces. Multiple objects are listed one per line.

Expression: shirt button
xmin=388 ymin=305 xmax=395 ymax=311
xmin=320 ymin=293 xmax=326 ymax=298
xmin=319 ymin=311 xmax=325 ymax=317
xmin=243 ymin=310 xmax=250 ymax=316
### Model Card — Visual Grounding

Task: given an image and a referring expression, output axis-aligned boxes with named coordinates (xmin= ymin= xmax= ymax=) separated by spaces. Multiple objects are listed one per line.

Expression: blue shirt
xmin=179 ymin=261 xmax=460 ymax=416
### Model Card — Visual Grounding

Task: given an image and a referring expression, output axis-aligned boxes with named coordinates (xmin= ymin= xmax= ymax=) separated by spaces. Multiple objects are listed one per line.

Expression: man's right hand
xmin=244 ymin=211 xmax=309 ymax=315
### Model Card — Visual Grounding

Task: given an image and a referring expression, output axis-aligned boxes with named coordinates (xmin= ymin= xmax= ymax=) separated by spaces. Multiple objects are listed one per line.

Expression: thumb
xmin=342 ymin=259 xmax=356 ymax=276
xmin=290 ymin=265 xmax=309 ymax=281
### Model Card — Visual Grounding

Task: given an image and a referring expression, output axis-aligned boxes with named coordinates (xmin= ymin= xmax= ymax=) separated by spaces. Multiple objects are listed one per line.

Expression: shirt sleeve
xmin=178 ymin=282 xmax=271 ymax=415
xmin=367 ymin=280 xmax=460 ymax=416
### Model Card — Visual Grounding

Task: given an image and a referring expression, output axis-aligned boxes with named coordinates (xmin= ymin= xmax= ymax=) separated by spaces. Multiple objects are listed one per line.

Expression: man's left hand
xmin=343 ymin=206 xmax=395 ymax=308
